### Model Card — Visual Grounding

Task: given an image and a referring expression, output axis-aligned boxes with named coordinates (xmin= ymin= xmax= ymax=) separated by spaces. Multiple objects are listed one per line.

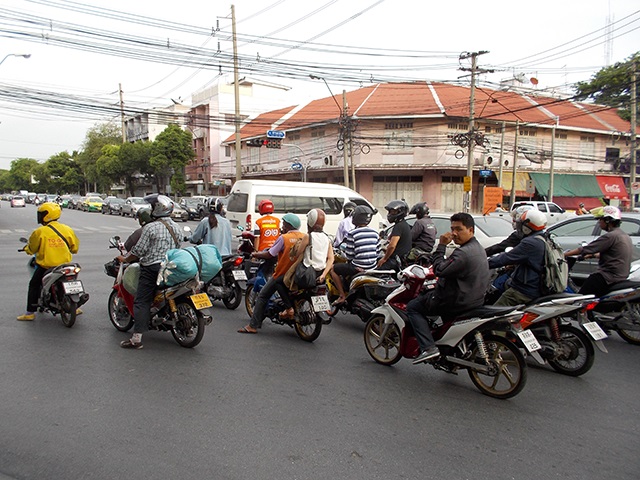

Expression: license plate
xmin=311 ymin=295 xmax=331 ymax=312
xmin=63 ymin=280 xmax=84 ymax=294
xmin=517 ymin=329 xmax=541 ymax=352
xmin=582 ymin=321 xmax=608 ymax=341
xmin=190 ymin=293 xmax=212 ymax=310
xmin=232 ymin=269 xmax=247 ymax=280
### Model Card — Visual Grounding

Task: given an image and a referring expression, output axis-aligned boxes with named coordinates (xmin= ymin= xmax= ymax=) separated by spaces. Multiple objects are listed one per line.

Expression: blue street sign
xmin=291 ymin=162 xmax=303 ymax=171
xmin=479 ymin=169 xmax=492 ymax=178
xmin=267 ymin=130 xmax=285 ymax=139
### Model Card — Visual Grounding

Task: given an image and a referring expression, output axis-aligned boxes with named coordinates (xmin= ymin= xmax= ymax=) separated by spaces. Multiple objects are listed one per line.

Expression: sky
xmin=0 ymin=0 xmax=638 ymax=171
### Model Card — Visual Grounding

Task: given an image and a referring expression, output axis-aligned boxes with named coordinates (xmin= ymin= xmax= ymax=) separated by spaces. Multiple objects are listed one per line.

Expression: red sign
xmin=596 ymin=176 xmax=628 ymax=200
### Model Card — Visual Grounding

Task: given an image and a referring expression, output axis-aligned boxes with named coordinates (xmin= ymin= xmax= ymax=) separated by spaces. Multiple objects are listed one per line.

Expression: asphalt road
xmin=0 ymin=202 xmax=639 ymax=480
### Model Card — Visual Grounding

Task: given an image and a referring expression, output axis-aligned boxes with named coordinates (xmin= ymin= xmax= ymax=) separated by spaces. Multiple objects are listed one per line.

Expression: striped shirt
xmin=343 ymin=226 xmax=381 ymax=269
xmin=130 ymin=218 xmax=182 ymax=266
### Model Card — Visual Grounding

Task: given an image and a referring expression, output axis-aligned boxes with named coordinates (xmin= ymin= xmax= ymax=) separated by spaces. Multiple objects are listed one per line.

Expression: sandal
xmin=237 ymin=326 xmax=257 ymax=334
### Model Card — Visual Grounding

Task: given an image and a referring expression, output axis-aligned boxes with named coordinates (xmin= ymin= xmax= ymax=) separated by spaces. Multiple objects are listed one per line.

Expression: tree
xmin=44 ymin=152 xmax=84 ymax=194
xmin=77 ymin=122 xmax=122 ymax=193
xmin=7 ymin=158 xmax=39 ymax=191
xmin=574 ymin=52 xmax=639 ymax=121
xmin=149 ymin=124 xmax=194 ymax=196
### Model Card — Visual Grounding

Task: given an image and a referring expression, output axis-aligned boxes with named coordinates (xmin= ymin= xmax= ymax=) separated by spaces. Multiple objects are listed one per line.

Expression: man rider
xmin=407 ymin=213 xmax=490 ymax=364
xmin=189 ymin=197 xmax=233 ymax=256
xmin=116 ymin=194 xmax=182 ymax=349
xmin=485 ymin=205 xmax=533 ymax=256
xmin=407 ymin=201 xmax=436 ymax=261
xmin=488 ymin=209 xmax=547 ymax=306
xmin=333 ymin=201 xmax=356 ymax=247
xmin=564 ymin=206 xmax=632 ymax=297
xmin=254 ymin=199 xmax=281 ymax=251
xmin=124 ymin=209 xmax=154 ymax=252
xmin=17 ymin=202 xmax=80 ymax=321
xmin=377 ymin=200 xmax=411 ymax=270
xmin=238 ymin=213 xmax=305 ymax=334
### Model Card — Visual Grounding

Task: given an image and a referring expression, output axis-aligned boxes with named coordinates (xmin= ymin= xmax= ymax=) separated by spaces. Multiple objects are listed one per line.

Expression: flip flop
xmin=237 ymin=326 xmax=257 ymax=334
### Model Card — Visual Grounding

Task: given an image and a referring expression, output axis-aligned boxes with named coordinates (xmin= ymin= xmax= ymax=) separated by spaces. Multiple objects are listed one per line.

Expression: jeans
xmin=494 ymin=287 xmax=532 ymax=306
xmin=133 ymin=263 xmax=161 ymax=334
xmin=250 ymin=275 xmax=290 ymax=329
xmin=27 ymin=265 xmax=47 ymax=312
xmin=406 ymin=291 xmax=445 ymax=352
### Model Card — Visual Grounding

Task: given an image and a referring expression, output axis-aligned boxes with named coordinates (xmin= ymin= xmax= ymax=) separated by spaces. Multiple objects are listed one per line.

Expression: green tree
xmin=7 ymin=158 xmax=39 ymax=191
xmin=574 ymin=52 xmax=639 ymax=121
xmin=0 ymin=169 xmax=12 ymax=192
xmin=149 ymin=124 xmax=194 ymax=196
xmin=45 ymin=151 xmax=84 ymax=193
xmin=77 ymin=122 xmax=122 ymax=193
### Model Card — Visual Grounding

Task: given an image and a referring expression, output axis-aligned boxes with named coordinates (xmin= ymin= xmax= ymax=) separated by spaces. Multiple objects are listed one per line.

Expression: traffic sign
xmin=479 ymin=169 xmax=492 ymax=178
xmin=291 ymin=162 xmax=303 ymax=171
xmin=267 ymin=130 xmax=285 ymax=139
xmin=463 ymin=176 xmax=471 ymax=192
xmin=632 ymin=182 xmax=640 ymax=194
xmin=526 ymin=179 xmax=536 ymax=194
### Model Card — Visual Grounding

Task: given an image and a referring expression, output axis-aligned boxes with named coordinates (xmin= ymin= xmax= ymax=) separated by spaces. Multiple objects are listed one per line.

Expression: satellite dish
xmin=530 ymin=77 xmax=539 ymax=85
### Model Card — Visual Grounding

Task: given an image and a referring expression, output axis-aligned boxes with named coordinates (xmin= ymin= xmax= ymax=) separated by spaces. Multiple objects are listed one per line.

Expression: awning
xmin=596 ymin=176 xmax=628 ymax=200
xmin=529 ymin=173 xmax=603 ymax=197
xmin=500 ymin=172 xmax=530 ymax=196
xmin=552 ymin=196 xmax=604 ymax=211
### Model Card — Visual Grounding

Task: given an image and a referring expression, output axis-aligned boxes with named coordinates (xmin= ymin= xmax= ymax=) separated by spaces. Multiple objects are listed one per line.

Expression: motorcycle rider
xmin=254 ymin=199 xmax=281 ymax=252
xmin=123 ymin=209 xmax=154 ymax=252
xmin=189 ymin=197 xmax=232 ymax=256
xmin=377 ymin=200 xmax=411 ymax=270
xmin=564 ymin=206 xmax=632 ymax=297
xmin=407 ymin=202 xmax=437 ymax=261
xmin=407 ymin=213 xmax=490 ymax=364
xmin=329 ymin=205 xmax=381 ymax=305
xmin=487 ymin=209 xmax=547 ymax=306
xmin=485 ymin=205 xmax=534 ymax=256
xmin=238 ymin=213 xmax=305 ymax=334
xmin=116 ymin=194 xmax=182 ymax=349
xmin=333 ymin=201 xmax=356 ymax=247
xmin=17 ymin=202 xmax=80 ymax=321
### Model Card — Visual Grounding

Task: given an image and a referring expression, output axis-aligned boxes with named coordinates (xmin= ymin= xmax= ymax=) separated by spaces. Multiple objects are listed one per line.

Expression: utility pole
xmin=232 ymin=4 xmax=242 ymax=182
xmin=342 ymin=90 xmax=349 ymax=189
xmin=459 ymin=51 xmax=492 ymax=212
xmin=119 ymin=83 xmax=126 ymax=143
xmin=631 ymin=61 xmax=637 ymax=210
xmin=549 ymin=120 xmax=557 ymax=202
xmin=498 ymin=121 xmax=506 ymax=195
xmin=510 ymin=121 xmax=519 ymax=207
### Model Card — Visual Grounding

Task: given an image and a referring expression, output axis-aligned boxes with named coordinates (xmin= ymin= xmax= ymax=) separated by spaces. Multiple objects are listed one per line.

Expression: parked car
xmin=102 ymin=196 xmax=125 ymax=215
xmin=170 ymin=204 xmax=189 ymax=222
xmin=121 ymin=197 xmax=148 ymax=218
xmin=69 ymin=195 xmax=83 ymax=209
xmin=82 ymin=196 xmax=104 ymax=212
xmin=179 ymin=197 xmax=202 ymax=220
xmin=505 ymin=201 xmax=575 ymax=226
xmin=10 ymin=195 xmax=26 ymax=207
xmin=547 ymin=213 xmax=640 ymax=280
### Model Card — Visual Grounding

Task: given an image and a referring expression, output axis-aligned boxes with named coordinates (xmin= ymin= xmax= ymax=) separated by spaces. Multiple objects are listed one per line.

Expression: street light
xmin=0 ymin=53 xmax=31 ymax=67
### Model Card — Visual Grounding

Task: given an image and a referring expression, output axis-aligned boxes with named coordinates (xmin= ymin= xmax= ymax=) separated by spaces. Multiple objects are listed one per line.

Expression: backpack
xmin=534 ymin=233 xmax=569 ymax=295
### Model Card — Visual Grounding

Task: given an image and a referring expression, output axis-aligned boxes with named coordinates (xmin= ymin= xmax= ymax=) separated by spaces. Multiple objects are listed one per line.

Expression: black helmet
xmin=143 ymin=193 xmax=174 ymax=218
xmin=352 ymin=205 xmax=373 ymax=227
xmin=343 ymin=201 xmax=357 ymax=217
xmin=384 ymin=200 xmax=408 ymax=224
xmin=208 ymin=197 xmax=225 ymax=215
xmin=409 ymin=202 xmax=429 ymax=219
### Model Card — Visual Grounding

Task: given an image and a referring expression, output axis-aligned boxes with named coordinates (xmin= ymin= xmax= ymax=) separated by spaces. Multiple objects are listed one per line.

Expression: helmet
xmin=519 ymin=209 xmax=547 ymax=235
xmin=282 ymin=212 xmax=301 ymax=230
xmin=596 ymin=205 xmax=622 ymax=222
xmin=343 ymin=201 xmax=357 ymax=217
xmin=511 ymin=205 xmax=534 ymax=227
xmin=352 ymin=205 xmax=373 ymax=227
xmin=37 ymin=202 xmax=61 ymax=224
xmin=307 ymin=208 xmax=326 ymax=231
xmin=409 ymin=202 xmax=429 ymax=219
xmin=385 ymin=200 xmax=409 ymax=224
xmin=143 ymin=193 xmax=174 ymax=218
xmin=258 ymin=199 xmax=274 ymax=215
xmin=208 ymin=197 xmax=225 ymax=215
xmin=137 ymin=208 xmax=153 ymax=227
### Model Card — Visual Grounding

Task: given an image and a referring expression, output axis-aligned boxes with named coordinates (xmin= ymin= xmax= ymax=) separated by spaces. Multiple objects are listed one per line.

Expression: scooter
xmin=19 ymin=237 xmax=89 ymax=328
xmin=364 ymin=264 xmax=529 ymax=399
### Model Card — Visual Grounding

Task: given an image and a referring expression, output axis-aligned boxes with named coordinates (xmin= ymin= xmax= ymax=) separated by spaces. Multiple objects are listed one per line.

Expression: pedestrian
xmin=576 ymin=203 xmax=589 ymax=215
xmin=495 ymin=203 xmax=507 ymax=213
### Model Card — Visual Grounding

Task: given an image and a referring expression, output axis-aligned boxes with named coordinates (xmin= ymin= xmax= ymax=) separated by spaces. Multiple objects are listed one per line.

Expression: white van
xmin=225 ymin=180 xmax=384 ymax=237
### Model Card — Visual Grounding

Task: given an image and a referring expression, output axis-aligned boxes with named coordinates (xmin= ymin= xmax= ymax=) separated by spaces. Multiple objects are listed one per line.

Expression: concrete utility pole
xmin=510 ymin=121 xmax=519 ymax=207
xmin=549 ymin=119 xmax=557 ymax=202
xmin=631 ymin=62 xmax=637 ymax=210
xmin=342 ymin=90 xmax=349 ymax=189
xmin=232 ymin=4 xmax=242 ymax=182
xmin=498 ymin=121 xmax=506 ymax=189
xmin=119 ymin=83 xmax=126 ymax=143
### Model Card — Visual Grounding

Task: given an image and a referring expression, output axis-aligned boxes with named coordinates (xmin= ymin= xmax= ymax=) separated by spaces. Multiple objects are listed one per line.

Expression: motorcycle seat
xmin=525 ymin=292 xmax=582 ymax=306
xmin=607 ymin=280 xmax=640 ymax=292
xmin=446 ymin=305 xmax=520 ymax=322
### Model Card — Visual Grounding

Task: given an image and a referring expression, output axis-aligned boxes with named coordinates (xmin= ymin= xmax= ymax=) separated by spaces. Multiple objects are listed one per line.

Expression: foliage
xmin=77 ymin=122 xmax=122 ymax=192
xmin=44 ymin=152 xmax=84 ymax=193
xmin=574 ymin=52 xmax=639 ymax=121
xmin=7 ymin=158 xmax=39 ymax=190
xmin=149 ymin=124 xmax=194 ymax=194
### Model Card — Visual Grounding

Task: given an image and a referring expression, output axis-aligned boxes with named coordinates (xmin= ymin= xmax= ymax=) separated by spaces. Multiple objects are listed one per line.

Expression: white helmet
xmin=511 ymin=205 xmax=534 ymax=228
xmin=600 ymin=205 xmax=622 ymax=222
xmin=519 ymin=209 xmax=547 ymax=236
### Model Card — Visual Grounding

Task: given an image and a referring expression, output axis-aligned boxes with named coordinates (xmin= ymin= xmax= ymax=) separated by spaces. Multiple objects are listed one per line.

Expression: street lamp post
xmin=0 ymin=53 xmax=31 ymax=67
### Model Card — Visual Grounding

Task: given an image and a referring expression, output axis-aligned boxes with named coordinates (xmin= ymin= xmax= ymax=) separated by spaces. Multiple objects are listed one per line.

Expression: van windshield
xmin=255 ymin=195 xmax=342 ymax=214
xmin=227 ymin=193 xmax=248 ymax=212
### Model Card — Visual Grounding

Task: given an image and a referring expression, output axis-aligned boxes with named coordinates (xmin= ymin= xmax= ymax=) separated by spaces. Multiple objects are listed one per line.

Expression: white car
xmin=10 ymin=196 xmax=26 ymax=207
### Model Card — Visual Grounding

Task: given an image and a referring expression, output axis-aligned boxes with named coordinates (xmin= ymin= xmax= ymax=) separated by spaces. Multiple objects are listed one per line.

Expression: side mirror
xmin=237 ymin=225 xmax=245 ymax=232
xmin=19 ymin=237 xmax=28 ymax=243
xmin=183 ymin=226 xmax=192 ymax=233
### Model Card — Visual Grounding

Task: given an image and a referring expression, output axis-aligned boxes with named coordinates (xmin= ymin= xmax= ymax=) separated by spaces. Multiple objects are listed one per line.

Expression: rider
xmin=407 ymin=201 xmax=437 ymax=261
xmin=333 ymin=201 xmax=357 ymax=247
xmin=238 ymin=213 xmax=305 ymax=334
xmin=407 ymin=213 xmax=490 ymax=364
xmin=564 ymin=206 xmax=632 ymax=297
xmin=329 ymin=205 xmax=381 ymax=305
xmin=485 ymin=205 xmax=534 ymax=256
xmin=17 ymin=202 xmax=80 ymax=321
xmin=488 ymin=209 xmax=547 ymax=306
xmin=254 ymin=199 xmax=281 ymax=252
xmin=116 ymin=194 xmax=182 ymax=349
xmin=189 ymin=197 xmax=232 ymax=256
xmin=377 ymin=200 xmax=412 ymax=270
xmin=124 ymin=209 xmax=154 ymax=252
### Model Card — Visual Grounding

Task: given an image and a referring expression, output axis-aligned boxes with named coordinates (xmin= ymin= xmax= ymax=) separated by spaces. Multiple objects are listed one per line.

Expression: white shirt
xmin=303 ymin=231 xmax=330 ymax=271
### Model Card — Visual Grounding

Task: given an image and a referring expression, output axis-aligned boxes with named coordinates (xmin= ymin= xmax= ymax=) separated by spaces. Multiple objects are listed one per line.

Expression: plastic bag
xmin=159 ymin=244 xmax=222 ymax=286
xmin=123 ymin=263 xmax=140 ymax=295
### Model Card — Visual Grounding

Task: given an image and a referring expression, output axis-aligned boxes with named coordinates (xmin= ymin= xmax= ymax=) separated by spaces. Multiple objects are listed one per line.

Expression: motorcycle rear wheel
xmin=60 ymin=296 xmax=77 ymax=328
xmin=467 ymin=334 xmax=527 ymax=399
xmin=293 ymin=297 xmax=322 ymax=342
xmin=245 ymin=284 xmax=257 ymax=318
xmin=172 ymin=301 xmax=205 ymax=348
xmin=364 ymin=314 xmax=402 ymax=365
xmin=617 ymin=328 xmax=640 ymax=345
xmin=548 ymin=324 xmax=595 ymax=376
xmin=108 ymin=289 xmax=134 ymax=332
xmin=223 ymin=281 xmax=243 ymax=310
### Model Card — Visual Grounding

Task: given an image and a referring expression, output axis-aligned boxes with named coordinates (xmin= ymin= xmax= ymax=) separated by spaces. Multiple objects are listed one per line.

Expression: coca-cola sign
xmin=604 ymin=183 xmax=622 ymax=193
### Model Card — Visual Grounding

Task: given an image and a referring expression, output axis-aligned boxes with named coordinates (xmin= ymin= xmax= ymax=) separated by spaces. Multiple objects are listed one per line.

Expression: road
xmin=0 ymin=202 xmax=639 ymax=480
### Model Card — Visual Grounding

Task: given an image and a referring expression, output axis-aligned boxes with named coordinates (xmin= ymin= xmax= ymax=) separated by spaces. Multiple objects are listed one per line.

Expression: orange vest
xmin=256 ymin=215 xmax=281 ymax=251
xmin=273 ymin=231 xmax=305 ymax=278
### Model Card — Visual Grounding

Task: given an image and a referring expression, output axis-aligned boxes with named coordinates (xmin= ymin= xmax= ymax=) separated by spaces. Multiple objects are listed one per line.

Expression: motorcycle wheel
xmin=223 ymin=281 xmax=242 ymax=310
xmin=293 ymin=297 xmax=322 ymax=342
xmin=60 ymin=296 xmax=77 ymax=328
xmin=245 ymin=284 xmax=257 ymax=318
xmin=171 ymin=302 xmax=205 ymax=348
xmin=467 ymin=334 xmax=527 ymax=399
xmin=363 ymin=314 xmax=402 ymax=365
xmin=547 ymin=324 xmax=595 ymax=376
xmin=615 ymin=302 xmax=640 ymax=345
xmin=108 ymin=289 xmax=134 ymax=332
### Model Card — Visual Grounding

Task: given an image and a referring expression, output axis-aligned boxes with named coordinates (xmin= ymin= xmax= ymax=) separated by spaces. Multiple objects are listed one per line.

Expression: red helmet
xmin=258 ymin=199 xmax=274 ymax=215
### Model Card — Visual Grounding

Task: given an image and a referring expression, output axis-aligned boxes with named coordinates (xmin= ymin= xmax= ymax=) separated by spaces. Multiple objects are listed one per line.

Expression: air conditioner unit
xmin=185 ymin=175 xmax=191 ymax=181
xmin=323 ymin=155 xmax=334 ymax=166
xmin=198 ymin=173 xmax=203 ymax=179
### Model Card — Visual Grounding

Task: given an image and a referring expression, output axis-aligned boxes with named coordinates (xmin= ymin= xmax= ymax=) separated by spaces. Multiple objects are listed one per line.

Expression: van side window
xmin=255 ymin=195 xmax=342 ymax=214
xmin=226 ymin=193 xmax=248 ymax=212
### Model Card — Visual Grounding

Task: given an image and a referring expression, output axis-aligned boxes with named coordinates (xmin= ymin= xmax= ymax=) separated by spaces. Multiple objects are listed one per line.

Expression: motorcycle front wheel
xmin=108 ymin=289 xmax=134 ymax=332
xmin=548 ymin=324 xmax=595 ymax=376
xmin=615 ymin=302 xmax=640 ymax=345
xmin=245 ymin=284 xmax=257 ymax=318
xmin=223 ymin=280 xmax=243 ymax=310
xmin=467 ymin=334 xmax=527 ymax=399
xmin=60 ymin=296 xmax=77 ymax=328
xmin=172 ymin=301 xmax=205 ymax=348
xmin=293 ymin=297 xmax=322 ymax=342
xmin=364 ymin=314 xmax=402 ymax=365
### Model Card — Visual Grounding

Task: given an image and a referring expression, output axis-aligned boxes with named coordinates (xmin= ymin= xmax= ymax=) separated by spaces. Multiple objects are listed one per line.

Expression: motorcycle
xmin=19 ymin=237 xmax=89 ymax=328
xmin=106 ymin=236 xmax=213 ymax=348
xmin=204 ymin=254 xmax=245 ymax=309
xmin=363 ymin=264 xmax=529 ymax=399
xmin=244 ymin=259 xmax=330 ymax=342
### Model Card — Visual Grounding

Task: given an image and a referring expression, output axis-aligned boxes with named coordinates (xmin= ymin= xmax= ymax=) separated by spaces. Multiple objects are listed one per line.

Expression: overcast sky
xmin=0 ymin=0 xmax=638 ymax=171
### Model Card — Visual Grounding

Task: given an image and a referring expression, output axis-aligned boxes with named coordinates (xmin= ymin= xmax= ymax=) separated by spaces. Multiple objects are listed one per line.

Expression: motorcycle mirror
xmin=183 ymin=226 xmax=192 ymax=233
xmin=19 ymin=237 xmax=28 ymax=243
xmin=504 ymin=247 xmax=513 ymax=253
xmin=114 ymin=235 xmax=120 ymax=241
xmin=237 ymin=225 xmax=245 ymax=232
